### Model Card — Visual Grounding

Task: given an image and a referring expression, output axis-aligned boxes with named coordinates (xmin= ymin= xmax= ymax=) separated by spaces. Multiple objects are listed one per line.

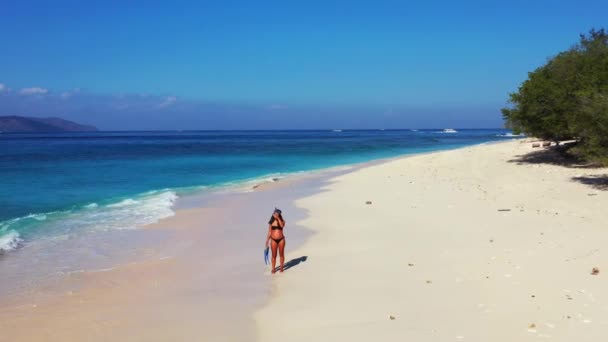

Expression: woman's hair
xmin=268 ymin=209 xmax=284 ymax=225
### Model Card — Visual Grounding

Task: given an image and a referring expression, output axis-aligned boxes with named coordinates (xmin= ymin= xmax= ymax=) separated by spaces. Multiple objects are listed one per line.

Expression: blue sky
xmin=0 ymin=1 xmax=606 ymax=130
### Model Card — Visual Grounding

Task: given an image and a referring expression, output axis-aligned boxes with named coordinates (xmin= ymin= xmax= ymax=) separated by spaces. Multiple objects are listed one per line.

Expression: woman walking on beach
xmin=266 ymin=208 xmax=286 ymax=273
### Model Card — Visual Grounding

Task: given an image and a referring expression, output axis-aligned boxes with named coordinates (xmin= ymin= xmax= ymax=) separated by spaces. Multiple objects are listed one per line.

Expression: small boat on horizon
xmin=332 ymin=129 xmax=342 ymax=132
xmin=442 ymin=128 xmax=458 ymax=133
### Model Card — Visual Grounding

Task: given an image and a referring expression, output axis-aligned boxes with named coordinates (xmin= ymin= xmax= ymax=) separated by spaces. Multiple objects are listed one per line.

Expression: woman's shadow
xmin=274 ymin=256 xmax=308 ymax=273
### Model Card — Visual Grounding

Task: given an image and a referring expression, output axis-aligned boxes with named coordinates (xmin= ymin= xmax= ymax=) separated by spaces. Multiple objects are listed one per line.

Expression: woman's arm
xmin=279 ymin=217 xmax=286 ymax=228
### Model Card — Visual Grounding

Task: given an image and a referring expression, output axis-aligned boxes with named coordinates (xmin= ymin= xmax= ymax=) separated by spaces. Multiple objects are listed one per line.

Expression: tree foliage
xmin=502 ymin=28 xmax=608 ymax=164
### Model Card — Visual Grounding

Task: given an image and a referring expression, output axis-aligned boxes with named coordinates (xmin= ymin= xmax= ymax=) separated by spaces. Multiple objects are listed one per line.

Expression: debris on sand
xmin=365 ymin=201 xmax=372 ymax=205
xmin=389 ymin=315 xmax=396 ymax=320
xmin=591 ymin=267 xmax=600 ymax=275
xmin=529 ymin=323 xmax=536 ymax=328
xmin=498 ymin=209 xmax=511 ymax=212
xmin=426 ymin=280 xmax=432 ymax=284
xmin=408 ymin=263 xmax=415 ymax=267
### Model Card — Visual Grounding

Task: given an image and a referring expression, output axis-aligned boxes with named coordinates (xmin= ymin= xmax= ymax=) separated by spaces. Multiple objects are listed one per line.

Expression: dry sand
xmin=255 ymin=139 xmax=608 ymax=341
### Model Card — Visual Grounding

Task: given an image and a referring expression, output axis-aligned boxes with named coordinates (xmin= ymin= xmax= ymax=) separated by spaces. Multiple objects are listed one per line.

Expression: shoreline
xmin=3 ymin=138 xmax=604 ymax=340
xmin=0 ymin=139 xmax=476 ymax=340
xmin=0 ymin=156 xmax=355 ymax=340
xmin=0 ymin=136 xmax=504 ymax=258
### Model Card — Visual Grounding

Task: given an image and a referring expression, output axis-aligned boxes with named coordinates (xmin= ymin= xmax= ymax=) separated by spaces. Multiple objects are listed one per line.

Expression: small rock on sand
xmin=365 ymin=201 xmax=372 ymax=205
xmin=591 ymin=267 xmax=600 ymax=275
xmin=389 ymin=315 xmax=395 ymax=320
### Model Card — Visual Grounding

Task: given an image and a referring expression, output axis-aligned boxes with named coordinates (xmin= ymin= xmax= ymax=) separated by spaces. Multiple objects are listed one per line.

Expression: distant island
xmin=0 ymin=116 xmax=98 ymax=132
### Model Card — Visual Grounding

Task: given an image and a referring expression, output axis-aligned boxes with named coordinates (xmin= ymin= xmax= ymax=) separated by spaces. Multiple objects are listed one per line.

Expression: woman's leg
xmin=270 ymin=239 xmax=278 ymax=274
xmin=278 ymin=238 xmax=286 ymax=272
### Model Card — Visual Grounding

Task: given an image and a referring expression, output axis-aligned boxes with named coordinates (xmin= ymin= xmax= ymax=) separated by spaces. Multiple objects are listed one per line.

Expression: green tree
xmin=502 ymin=28 xmax=608 ymax=164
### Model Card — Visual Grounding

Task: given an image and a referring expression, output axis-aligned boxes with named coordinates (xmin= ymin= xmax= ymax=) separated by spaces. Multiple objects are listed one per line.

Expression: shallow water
xmin=0 ymin=129 xmax=517 ymax=253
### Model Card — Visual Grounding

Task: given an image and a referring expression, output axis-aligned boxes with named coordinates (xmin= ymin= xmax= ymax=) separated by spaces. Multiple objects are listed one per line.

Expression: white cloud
xmin=20 ymin=87 xmax=49 ymax=95
xmin=159 ymin=96 xmax=177 ymax=108
xmin=0 ymin=83 xmax=6 ymax=92
xmin=60 ymin=88 xmax=81 ymax=99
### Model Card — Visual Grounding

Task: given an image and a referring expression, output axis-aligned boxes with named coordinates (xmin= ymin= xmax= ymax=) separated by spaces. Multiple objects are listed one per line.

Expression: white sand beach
xmin=1 ymin=140 xmax=606 ymax=341
xmin=256 ymin=140 xmax=608 ymax=341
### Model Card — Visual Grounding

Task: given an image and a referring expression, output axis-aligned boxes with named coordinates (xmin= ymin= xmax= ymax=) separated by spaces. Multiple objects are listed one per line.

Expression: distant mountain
xmin=0 ymin=116 xmax=98 ymax=132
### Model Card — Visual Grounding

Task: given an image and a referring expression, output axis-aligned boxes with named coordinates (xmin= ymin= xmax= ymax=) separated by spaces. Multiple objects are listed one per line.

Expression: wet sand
xmin=0 ymin=170 xmax=322 ymax=340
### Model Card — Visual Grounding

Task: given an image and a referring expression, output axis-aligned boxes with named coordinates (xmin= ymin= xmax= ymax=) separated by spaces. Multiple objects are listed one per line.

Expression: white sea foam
xmin=49 ymin=190 xmax=178 ymax=233
xmin=93 ymin=190 xmax=178 ymax=229
xmin=32 ymin=214 xmax=47 ymax=221
xmin=0 ymin=190 xmax=179 ymax=255
xmin=496 ymin=133 xmax=525 ymax=137
xmin=107 ymin=198 xmax=140 ymax=208
xmin=0 ymin=230 xmax=22 ymax=253
xmin=18 ymin=213 xmax=48 ymax=221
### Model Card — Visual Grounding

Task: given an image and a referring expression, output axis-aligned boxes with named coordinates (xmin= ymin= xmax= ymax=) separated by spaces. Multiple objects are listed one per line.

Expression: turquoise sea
xmin=0 ymin=129 xmax=521 ymax=253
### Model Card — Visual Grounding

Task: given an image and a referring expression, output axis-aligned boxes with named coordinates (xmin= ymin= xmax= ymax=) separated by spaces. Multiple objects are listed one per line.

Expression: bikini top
xmin=270 ymin=220 xmax=283 ymax=230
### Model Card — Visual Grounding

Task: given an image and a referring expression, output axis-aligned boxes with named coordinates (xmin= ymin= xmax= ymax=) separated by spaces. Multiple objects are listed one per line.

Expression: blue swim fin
xmin=264 ymin=246 xmax=270 ymax=265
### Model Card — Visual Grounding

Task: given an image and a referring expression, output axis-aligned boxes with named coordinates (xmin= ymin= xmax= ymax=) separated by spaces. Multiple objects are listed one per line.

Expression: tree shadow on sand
xmin=508 ymin=146 xmax=608 ymax=191
xmin=274 ymin=256 xmax=308 ymax=273
xmin=571 ymin=175 xmax=608 ymax=191
xmin=508 ymin=146 xmax=600 ymax=169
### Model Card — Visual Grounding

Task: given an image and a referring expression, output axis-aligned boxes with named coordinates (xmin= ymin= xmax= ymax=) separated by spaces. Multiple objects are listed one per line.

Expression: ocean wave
xmin=89 ymin=190 xmax=178 ymax=230
xmin=0 ymin=230 xmax=22 ymax=253
xmin=18 ymin=213 xmax=48 ymax=221
xmin=496 ymin=133 xmax=525 ymax=137
xmin=0 ymin=190 xmax=179 ymax=254
xmin=107 ymin=198 xmax=140 ymax=208
xmin=0 ymin=212 xmax=53 ymax=235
